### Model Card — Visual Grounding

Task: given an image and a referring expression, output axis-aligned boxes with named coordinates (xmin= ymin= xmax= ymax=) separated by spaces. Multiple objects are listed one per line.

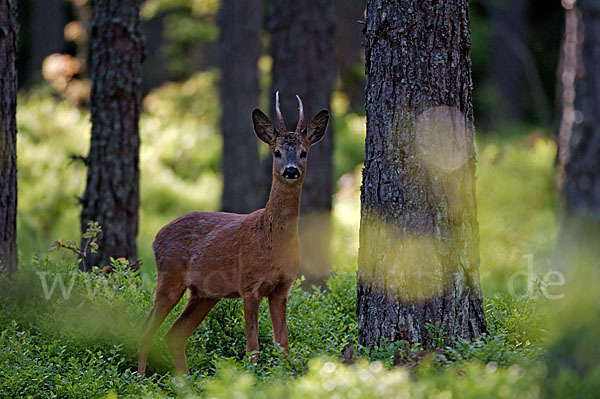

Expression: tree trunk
xmin=218 ymin=0 xmax=264 ymax=214
xmin=557 ymin=0 xmax=600 ymax=259
xmin=80 ymin=0 xmax=144 ymax=270
xmin=141 ymin=12 xmax=170 ymax=95
xmin=488 ymin=0 xmax=527 ymax=126
xmin=269 ymin=0 xmax=335 ymax=285
xmin=24 ymin=0 xmax=65 ymax=86
xmin=548 ymin=2 xmax=600 ymax=385
xmin=556 ymin=2 xmax=583 ymax=184
xmin=561 ymin=0 xmax=600 ymax=222
xmin=0 ymin=0 xmax=18 ymax=275
xmin=334 ymin=0 xmax=366 ymax=113
xmin=357 ymin=0 xmax=487 ymax=349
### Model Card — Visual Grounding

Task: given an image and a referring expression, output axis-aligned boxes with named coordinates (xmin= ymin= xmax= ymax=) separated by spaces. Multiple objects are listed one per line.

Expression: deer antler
xmin=295 ymin=95 xmax=304 ymax=134
xmin=275 ymin=91 xmax=287 ymax=133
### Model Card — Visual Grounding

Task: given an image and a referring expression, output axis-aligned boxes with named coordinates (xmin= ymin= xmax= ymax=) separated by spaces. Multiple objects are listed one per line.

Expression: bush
xmin=0 ymin=258 xmax=357 ymax=397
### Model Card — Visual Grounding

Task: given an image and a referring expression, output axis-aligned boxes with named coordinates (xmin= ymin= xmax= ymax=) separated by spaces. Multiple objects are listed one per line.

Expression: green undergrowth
xmin=1 ymin=257 xmax=551 ymax=398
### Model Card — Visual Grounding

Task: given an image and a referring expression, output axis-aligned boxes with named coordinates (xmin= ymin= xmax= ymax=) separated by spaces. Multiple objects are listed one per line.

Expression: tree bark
xmin=548 ymin=2 xmax=600 ymax=384
xmin=269 ymin=0 xmax=335 ymax=285
xmin=80 ymin=0 xmax=144 ymax=270
xmin=561 ymin=0 xmax=600 ymax=222
xmin=218 ymin=0 xmax=264 ymax=214
xmin=556 ymin=0 xmax=600 ymax=264
xmin=556 ymin=2 xmax=583 ymax=183
xmin=357 ymin=0 xmax=487 ymax=349
xmin=0 ymin=0 xmax=18 ymax=275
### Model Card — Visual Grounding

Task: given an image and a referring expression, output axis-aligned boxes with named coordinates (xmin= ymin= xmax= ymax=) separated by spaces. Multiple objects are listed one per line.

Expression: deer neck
xmin=263 ymin=174 xmax=303 ymax=236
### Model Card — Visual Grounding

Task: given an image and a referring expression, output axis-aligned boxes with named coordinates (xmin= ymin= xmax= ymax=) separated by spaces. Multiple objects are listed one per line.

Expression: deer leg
xmin=137 ymin=281 xmax=185 ymax=376
xmin=165 ymin=293 xmax=219 ymax=375
xmin=268 ymin=291 xmax=289 ymax=352
xmin=243 ymin=296 xmax=261 ymax=360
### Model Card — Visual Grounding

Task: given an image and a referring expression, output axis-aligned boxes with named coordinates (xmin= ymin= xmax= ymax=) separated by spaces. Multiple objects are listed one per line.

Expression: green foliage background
xmin=15 ymin=73 xmax=559 ymax=294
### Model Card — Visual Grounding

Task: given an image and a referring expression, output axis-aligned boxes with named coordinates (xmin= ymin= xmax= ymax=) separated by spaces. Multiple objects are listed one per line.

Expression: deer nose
xmin=282 ymin=166 xmax=300 ymax=180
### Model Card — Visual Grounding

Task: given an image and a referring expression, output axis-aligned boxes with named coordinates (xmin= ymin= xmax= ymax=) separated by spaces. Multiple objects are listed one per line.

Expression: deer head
xmin=252 ymin=92 xmax=329 ymax=184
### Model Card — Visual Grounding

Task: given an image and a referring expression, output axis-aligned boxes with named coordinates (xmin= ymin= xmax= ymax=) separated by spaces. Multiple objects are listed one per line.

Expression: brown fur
xmin=137 ymin=99 xmax=329 ymax=375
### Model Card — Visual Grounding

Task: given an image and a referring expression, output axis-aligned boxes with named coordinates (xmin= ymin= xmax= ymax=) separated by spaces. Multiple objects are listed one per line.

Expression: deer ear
xmin=252 ymin=109 xmax=276 ymax=144
xmin=305 ymin=110 xmax=329 ymax=145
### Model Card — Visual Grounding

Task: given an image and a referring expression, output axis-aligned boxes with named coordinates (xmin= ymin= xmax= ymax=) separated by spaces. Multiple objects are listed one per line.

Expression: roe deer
xmin=137 ymin=92 xmax=329 ymax=375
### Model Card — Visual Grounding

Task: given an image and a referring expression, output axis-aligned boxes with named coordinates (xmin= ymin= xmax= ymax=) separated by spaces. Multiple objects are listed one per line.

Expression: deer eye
xmin=274 ymin=150 xmax=282 ymax=158
xmin=300 ymin=150 xmax=307 ymax=158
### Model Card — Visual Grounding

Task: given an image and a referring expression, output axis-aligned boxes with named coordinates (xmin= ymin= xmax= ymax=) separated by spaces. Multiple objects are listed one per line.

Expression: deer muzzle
xmin=282 ymin=166 xmax=301 ymax=180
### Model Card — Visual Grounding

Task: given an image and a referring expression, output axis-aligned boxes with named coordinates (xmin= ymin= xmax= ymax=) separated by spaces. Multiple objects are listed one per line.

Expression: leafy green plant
xmin=50 ymin=221 xmax=101 ymax=270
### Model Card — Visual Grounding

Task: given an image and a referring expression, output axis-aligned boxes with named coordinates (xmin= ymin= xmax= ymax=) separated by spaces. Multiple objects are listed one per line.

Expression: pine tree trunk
xmin=561 ymin=0 xmax=600 ymax=221
xmin=357 ymin=0 xmax=486 ymax=349
xmin=556 ymin=3 xmax=582 ymax=184
xmin=218 ymin=0 xmax=264 ymax=214
xmin=556 ymin=0 xmax=600 ymax=261
xmin=80 ymin=0 xmax=144 ymax=270
xmin=0 ymin=0 xmax=18 ymax=274
xmin=269 ymin=0 xmax=335 ymax=285
xmin=548 ymin=2 xmax=600 ymax=384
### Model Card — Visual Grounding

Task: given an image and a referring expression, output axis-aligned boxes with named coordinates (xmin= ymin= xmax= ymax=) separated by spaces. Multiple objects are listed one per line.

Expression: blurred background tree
xmin=555 ymin=0 xmax=600 ymax=266
xmin=23 ymin=0 xmax=66 ymax=87
xmin=14 ymin=1 xmax=564 ymax=126
xmin=546 ymin=2 xmax=600 ymax=392
xmin=139 ymin=0 xmax=219 ymax=84
xmin=333 ymin=0 xmax=366 ymax=114
xmin=470 ymin=0 xmax=563 ymax=129
xmin=268 ymin=0 xmax=335 ymax=285
xmin=487 ymin=0 xmax=528 ymax=126
xmin=217 ymin=0 xmax=263 ymax=213
xmin=557 ymin=0 xmax=600 ymax=222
